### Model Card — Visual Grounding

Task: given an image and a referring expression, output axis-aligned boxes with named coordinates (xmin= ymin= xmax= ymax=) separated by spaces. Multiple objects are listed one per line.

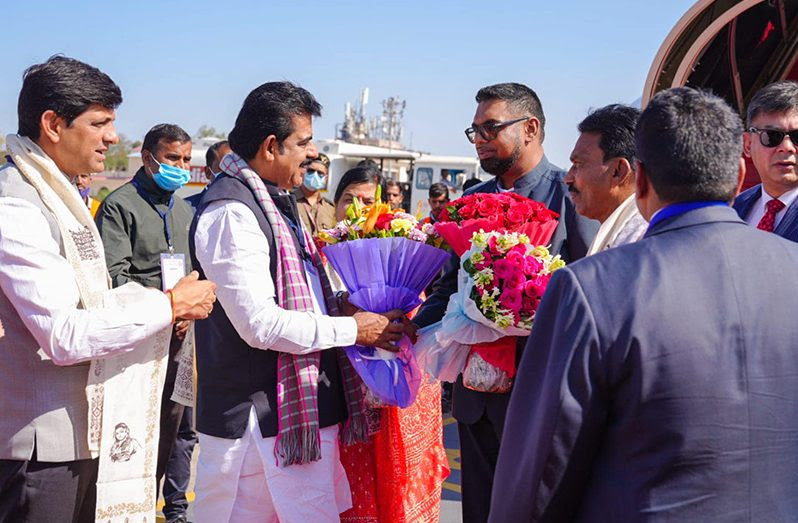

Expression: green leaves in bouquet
xmin=462 ymin=257 xmax=475 ymax=275
xmin=445 ymin=204 xmax=461 ymax=222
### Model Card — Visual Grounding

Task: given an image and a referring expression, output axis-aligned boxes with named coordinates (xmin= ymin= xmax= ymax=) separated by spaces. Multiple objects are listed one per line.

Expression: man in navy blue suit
xmin=490 ymin=87 xmax=798 ymax=521
xmin=414 ymin=83 xmax=598 ymax=523
xmin=734 ymin=81 xmax=798 ymax=240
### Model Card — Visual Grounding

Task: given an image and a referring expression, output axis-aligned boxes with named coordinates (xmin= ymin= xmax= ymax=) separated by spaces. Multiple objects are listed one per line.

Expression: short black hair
xmin=205 ymin=140 xmax=229 ymax=168
xmin=17 ymin=55 xmax=122 ymax=140
xmin=357 ymin=158 xmax=378 ymax=168
xmin=636 ymin=87 xmax=742 ymax=203
xmin=746 ymin=80 xmax=798 ymax=127
xmin=385 ymin=180 xmax=402 ymax=190
xmin=228 ymin=81 xmax=321 ymax=161
xmin=141 ymin=124 xmax=191 ymax=155
xmin=475 ymin=82 xmax=546 ymax=141
xmin=578 ymin=104 xmax=640 ymax=164
xmin=462 ymin=177 xmax=482 ymax=192
xmin=429 ymin=182 xmax=449 ymax=199
xmin=334 ymin=166 xmax=385 ymax=204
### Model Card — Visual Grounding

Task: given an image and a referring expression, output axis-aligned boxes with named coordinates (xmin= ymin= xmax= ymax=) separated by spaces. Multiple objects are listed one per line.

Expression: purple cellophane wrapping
xmin=323 ymin=237 xmax=450 ymax=407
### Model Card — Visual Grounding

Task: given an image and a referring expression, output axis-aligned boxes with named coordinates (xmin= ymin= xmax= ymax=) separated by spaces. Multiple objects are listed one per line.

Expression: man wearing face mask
xmin=186 ymin=140 xmax=232 ymax=209
xmin=294 ymin=151 xmax=336 ymax=236
xmin=75 ymin=172 xmax=101 ymax=217
xmin=95 ymin=123 xmax=196 ymax=522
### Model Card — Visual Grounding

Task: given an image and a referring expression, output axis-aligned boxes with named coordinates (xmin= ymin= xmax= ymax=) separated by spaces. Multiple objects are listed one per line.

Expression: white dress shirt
xmin=0 ymin=196 xmax=173 ymax=365
xmin=745 ymin=186 xmax=798 ymax=229
xmin=193 ymin=200 xmax=357 ymax=354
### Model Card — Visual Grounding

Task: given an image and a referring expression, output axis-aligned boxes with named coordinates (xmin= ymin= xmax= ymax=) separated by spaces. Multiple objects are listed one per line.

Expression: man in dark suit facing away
xmin=413 ymin=83 xmax=598 ymax=523
xmin=490 ymin=87 xmax=798 ymax=522
xmin=734 ymin=81 xmax=798 ymax=241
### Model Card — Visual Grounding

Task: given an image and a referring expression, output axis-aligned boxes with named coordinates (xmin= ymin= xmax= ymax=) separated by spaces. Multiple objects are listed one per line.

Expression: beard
xmin=479 ymin=143 xmax=522 ymax=177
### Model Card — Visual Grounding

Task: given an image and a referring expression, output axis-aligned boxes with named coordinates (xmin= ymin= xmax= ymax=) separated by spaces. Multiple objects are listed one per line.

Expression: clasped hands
xmin=340 ymin=292 xmax=418 ymax=353
xmin=164 ymin=279 xmax=417 ymax=352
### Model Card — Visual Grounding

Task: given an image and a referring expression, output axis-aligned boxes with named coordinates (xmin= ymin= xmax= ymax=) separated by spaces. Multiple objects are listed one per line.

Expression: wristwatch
xmin=334 ymin=290 xmax=346 ymax=312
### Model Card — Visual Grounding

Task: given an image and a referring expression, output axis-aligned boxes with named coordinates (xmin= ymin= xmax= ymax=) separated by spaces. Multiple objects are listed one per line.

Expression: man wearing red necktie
xmin=734 ymin=81 xmax=798 ymax=239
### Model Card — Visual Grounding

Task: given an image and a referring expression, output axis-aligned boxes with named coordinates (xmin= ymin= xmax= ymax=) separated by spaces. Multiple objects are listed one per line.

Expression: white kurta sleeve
xmin=193 ymin=200 xmax=357 ymax=354
xmin=0 ymin=196 xmax=173 ymax=365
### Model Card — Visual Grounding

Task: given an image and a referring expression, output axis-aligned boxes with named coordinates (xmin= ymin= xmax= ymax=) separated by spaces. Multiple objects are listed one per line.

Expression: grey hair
xmin=746 ymin=81 xmax=798 ymax=127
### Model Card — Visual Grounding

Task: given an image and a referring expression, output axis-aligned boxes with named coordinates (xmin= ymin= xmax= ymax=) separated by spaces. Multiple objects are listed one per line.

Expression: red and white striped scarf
xmin=220 ymin=153 xmax=367 ymax=466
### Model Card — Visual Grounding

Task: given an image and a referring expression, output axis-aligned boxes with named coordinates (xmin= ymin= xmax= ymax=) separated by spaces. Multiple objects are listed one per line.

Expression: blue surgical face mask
xmin=79 ymin=187 xmax=91 ymax=199
xmin=148 ymin=154 xmax=191 ymax=192
xmin=303 ymin=170 xmax=326 ymax=191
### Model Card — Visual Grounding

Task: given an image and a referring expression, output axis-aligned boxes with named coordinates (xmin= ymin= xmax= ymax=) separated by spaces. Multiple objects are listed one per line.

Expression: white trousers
xmin=194 ymin=407 xmax=352 ymax=523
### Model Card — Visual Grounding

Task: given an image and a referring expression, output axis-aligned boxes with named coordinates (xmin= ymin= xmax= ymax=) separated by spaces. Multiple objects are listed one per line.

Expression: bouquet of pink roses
xmin=415 ymin=230 xmax=564 ymax=392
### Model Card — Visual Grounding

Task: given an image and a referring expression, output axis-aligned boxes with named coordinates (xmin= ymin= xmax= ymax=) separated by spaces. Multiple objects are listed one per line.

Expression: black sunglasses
xmin=749 ymin=127 xmax=798 ymax=148
xmin=465 ymin=117 xmax=530 ymax=144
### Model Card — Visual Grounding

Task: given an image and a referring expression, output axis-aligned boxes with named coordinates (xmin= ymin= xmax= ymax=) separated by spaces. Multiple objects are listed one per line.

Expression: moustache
xmin=567 ymin=185 xmax=579 ymax=195
xmin=300 ymin=160 xmax=314 ymax=168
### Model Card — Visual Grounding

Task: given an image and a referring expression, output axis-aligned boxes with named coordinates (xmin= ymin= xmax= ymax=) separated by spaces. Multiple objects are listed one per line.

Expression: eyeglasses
xmin=749 ymin=127 xmax=798 ymax=148
xmin=465 ymin=117 xmax=530 ymax=144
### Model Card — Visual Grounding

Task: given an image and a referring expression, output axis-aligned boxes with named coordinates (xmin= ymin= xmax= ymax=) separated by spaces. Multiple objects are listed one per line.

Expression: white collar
xmin=762 ymin=185 xmax=798 ymax=209
xmin=586 ymin=194 xmax=642 ymax=256
xmin=601 ymin=193 xmax=637 ymax=227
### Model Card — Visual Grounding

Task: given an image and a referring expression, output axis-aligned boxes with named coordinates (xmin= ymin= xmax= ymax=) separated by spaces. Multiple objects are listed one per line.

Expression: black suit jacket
xmin=414 ymin=156 xmax=599 ymax=426
xmin=733 ymin=183 xmax=798 ymax=242
xmin=491 ymin=205 xmax=798 ymax=521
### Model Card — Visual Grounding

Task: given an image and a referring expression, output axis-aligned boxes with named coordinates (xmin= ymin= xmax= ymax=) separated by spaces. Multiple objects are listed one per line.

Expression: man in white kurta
xmin=189 ymin=81 xmax=408 ymax=523
xmin=564 ymin=104 xmax=647 ymax=254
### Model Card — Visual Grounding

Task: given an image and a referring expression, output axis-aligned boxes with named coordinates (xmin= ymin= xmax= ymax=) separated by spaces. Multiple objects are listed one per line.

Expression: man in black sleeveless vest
xmin=189 ymin=81 xmax=410 ymax=522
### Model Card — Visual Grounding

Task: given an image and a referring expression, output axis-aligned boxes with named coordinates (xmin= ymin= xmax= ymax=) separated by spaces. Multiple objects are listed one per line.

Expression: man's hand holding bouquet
xmin=318 ymin=188 xmax=449 ymax=407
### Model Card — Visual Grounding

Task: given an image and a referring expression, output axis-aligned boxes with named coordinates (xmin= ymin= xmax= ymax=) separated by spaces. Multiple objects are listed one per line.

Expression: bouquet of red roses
xmin=414 ymin=193 xmax=561 ymax=393
xmin=435 ymin=192 xmax=559 ymax=256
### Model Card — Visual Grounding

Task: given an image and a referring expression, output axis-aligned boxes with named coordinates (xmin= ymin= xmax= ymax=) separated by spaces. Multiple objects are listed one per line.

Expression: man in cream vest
xmin=0 ymin=56 xmax=216 ymax=523
xmin=565 ymin=104 xmax=648 ymax=254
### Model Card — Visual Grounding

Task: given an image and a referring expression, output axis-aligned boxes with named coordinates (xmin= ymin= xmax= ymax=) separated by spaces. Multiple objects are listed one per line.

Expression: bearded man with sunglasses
xmin=735 ymin=81 xmax=798 ymax=240
xmin=414 ymin=82 xmax=598 ymax=523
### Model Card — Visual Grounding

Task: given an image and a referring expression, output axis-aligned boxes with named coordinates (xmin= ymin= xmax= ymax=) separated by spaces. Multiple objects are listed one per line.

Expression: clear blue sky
xmin=2 ymin=0 xmax=696 ymax=167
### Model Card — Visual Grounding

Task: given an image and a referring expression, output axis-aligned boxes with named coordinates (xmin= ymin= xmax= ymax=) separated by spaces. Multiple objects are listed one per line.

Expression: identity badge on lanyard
xmin=133 ymin=179 xmax=186 ymax=290
xmin=155 ymin=200 xmax=185 ymax=291
xmin=161 ymin=252 xmax=186 ymax=291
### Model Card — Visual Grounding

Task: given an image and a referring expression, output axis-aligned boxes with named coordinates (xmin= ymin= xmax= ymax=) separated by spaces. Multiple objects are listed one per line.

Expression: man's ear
xmin=635 ymin=161 xmax=649 ymax=200
xmin=142 ymin=148 xmax=159 ymax=174
xmin=258 ymin=135 xmax=278 ymax=162
xmin=39 ymin=110 xmax=63 ymax=145
xmin=525 ymin=117 xmax=541 ymax=144
xmin=734 ymin=156 xmax=746 ymax=199
xmin=742 ymin=131 xmax=752 ymax=158
xmin=634 ymin=161 xmax=651 ymax=219
xmin=613 ymin=157 xmax=634 ymax=186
